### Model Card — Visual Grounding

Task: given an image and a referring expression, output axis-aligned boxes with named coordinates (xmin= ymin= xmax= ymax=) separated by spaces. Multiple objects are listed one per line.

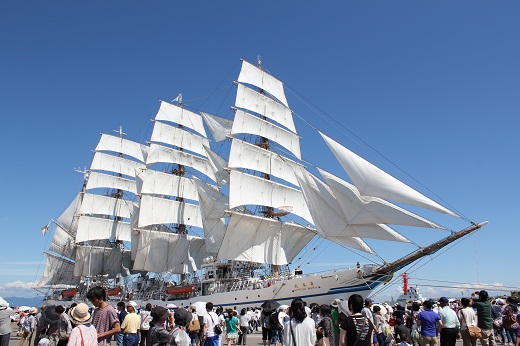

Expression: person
xmin=361 ymin=299 xmax=374 ymax=325
xmin=372 ymin=305 xmax=386 ymax=346
xmin=276 ymin=307 xmax=289 ymax=346
xmin=398 ymin=333 xmax=412 ymax=346
xmin=187 ymin=308 xmax=200 ymax=346
xmin=331 ymin=300 xmax=342 ymax=346
xmin=56 ymin=306 xmax=73 ymax=346
xmin=270 ymin=308 xmax=284 ymax=346
xmin=260 ymin=309 xmax=273 ymax=346
xmin=503 ymin=297 xmax=519 ymax=346
xmin=117 ymin=302 xmax=129 ymax=346
xmin=416 ymin=300 xmax=441 ymax=346
xmin=20 ymin=307 xmax=38 ymax=346
xmin=148 ymin=306 xmax=170 ymax=346
xmin=67 ymin=303 xmax=98 ymax=346
xmin=339 ymin=294 xmax=374 ymax=346
xmin=282 ymin=298 xmax=316 ymax=346
xmin=169 ymin=308 xmax=192 ymax=346
xmin=202 ymin=303 xmax=220 ymax=346
xmin=34 ymin=306 xmax=48 ymax=346
xmin=0 ymin=302 xmax=11 ymax=346
xmin=237 ymin=309 xmax=249 ymax=345
xmin=121 ymin=302 xmax=141 ymax=346
xmin=491 ymin=299 xmax=506 ymax=345
xmin=437 ymin=297 xmax=460 ymax=346
xmin=224 ymin=308 xmax=239 ymax=346
xmin=515 ymin=314 xmax=520 ymax=346
xmin=471 ymin=291 xmax=494 ymax=346
xmin=86 ymin=286 xmax=121 ymax=346
xmin=317 ymin=305 xmax=335 ymax=346
xmin=394 ymin=318 xmax=411 ymax=344
xmin=458 ymin=298 xmax=477 ymax=346
xmin=140 ymin=304 xmax=153 ymax=346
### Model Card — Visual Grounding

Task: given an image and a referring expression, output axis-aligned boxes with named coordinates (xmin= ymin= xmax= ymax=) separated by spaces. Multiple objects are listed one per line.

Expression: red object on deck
xmin=401 ymin=273 xmax=408 ymax=295
xmin=61 ymin=288 xmax=78 ymax=297
xmin=107 ymin=287 xmax=122 ymax=296
xmin=165 ymin=285 xmax=193 ymax=295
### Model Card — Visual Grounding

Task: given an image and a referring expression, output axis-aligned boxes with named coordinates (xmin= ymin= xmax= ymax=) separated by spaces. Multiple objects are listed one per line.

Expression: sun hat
xmin=29 ymin=307 xmax=38 ymax=314
xmin=151 ymin=306 xmax=170 ymax=323
xmin=68 ymin=303 xmax=92 ymax=325
xmin=166 ymin=303 xmax=177 ymax=309
xmin=38 ymin=338 xmax=50 ymax=346
xmin=331 ymin=298 xmax=342 ymax=308
xmin=127 ymin=301 xmax=137 ymax=309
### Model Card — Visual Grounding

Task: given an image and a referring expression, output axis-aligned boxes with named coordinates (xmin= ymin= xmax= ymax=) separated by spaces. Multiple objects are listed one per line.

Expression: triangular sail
xmin=320 ymin=132 xmax=458 ymax=217
xmin=317 ymin=168 xmax=442 ymax=229
xmin=200 ymin=112 xmax=232 ymax=142
xmin=36 ymin=253 xmax=78 ymax=288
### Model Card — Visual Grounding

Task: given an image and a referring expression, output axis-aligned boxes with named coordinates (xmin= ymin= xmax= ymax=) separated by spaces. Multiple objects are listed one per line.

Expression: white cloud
xmin=0 ymin=281 xmax=38 ymax=298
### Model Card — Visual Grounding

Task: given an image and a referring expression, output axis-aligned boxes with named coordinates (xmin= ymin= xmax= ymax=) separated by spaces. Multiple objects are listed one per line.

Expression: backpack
xmin=270 ymin=311 xmax=282 ymax=330
xmin=504 ymin=313 xmax=517 ymax=327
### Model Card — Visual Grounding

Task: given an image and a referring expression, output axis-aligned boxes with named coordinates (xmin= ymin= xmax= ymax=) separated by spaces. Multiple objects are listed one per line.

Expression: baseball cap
xmin=439 ymin=297 xmax=449 ymax=304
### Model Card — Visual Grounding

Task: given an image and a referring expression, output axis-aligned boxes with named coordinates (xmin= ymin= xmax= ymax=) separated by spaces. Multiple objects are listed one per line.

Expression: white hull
xmin=45 ymin=268 xmax=391 ymax=309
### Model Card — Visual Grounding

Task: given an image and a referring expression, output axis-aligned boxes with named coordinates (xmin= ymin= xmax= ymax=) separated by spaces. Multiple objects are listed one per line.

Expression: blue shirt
xmin=417 ymin=310 xmax=440 ymax=337
xmin=438 ymin=306 xmax=460 ymax=329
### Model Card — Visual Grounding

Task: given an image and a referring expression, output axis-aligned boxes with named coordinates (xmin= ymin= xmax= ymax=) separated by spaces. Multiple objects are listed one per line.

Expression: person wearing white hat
xmin=67 ymin=303 xmax=97 ymax=346
xmin=0 ymin=303 xmax=11 ymax=346
xmin=19 ymin=307 xmax=38 ymax=346
xmin=121 ymin=302 xmax=141 ymax=346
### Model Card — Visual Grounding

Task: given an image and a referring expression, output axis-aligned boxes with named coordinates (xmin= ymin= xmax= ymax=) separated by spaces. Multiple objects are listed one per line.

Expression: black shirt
xmin=340 ymin=314 xmax=374 ymax=346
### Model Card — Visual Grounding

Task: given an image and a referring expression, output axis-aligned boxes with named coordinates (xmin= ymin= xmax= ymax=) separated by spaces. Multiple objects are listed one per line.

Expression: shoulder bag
xmin=461 ymin=309 xmax=481 ymax=339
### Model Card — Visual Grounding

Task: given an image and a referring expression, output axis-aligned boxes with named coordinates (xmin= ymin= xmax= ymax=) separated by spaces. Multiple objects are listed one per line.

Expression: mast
xmin=371 ymin=221 xmax=488 ymax=275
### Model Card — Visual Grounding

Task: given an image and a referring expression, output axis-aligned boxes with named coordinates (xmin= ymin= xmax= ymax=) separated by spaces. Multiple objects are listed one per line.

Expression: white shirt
xmin=203 ymin=312 xmax=219 ymax=337
xmin=283 ymin=317 xmax=316 ymax=346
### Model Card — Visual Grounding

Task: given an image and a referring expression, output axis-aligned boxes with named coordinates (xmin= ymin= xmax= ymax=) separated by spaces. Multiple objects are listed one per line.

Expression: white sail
xmin=218 ymin=212 xmax=315 ymax=265
xmin=155 ymin=101 xmax=207 ymax=137
xmin=318 ymin=168 xmax=442 ymax=229
xmin=95 ymin=134 xmax=148 ymax=163
xmin=320 ymin=132 xmax=458 ymax=217
xmin=200 ymin=112 xmax=233 ymax=142
xmin=91 ymin=152 xmax=146 ymax=178
xmin=79 ymin=193 xmax=134 ymax=219
xmin=137 ymin=195 xmax=203 ymax=228
xmin=229 ymin=170 xmax=314 ymax=224
xmin=237 ymin=60 xmax=288 ymax=107
xmin=135 ymin=169 xmax=199 ymax=202
xmin=150 ymin=121 xmax=210 ymax=157
xmin=297 ymin=170 xmax=407 ymax=252
xmin=146 ymin=143 xmax=217 ymax=182
xmin=74 ymin=246 xmax=131 ymax=278
xmin=37 ymin=253 xmax=78 ymax=287
xmin=203 ymin=145 xmax=230 ymax=186
xmin=231 ymin=109 xmax=301 ymax=159
xmin=235 ymin=83 xmax=295 ymax=133
xmin=229 ymin=138 xmax=304 ymax=186
xmin=56 ymin=193 xmax=82 ymax=233
xmin=49 ymin=224 xmax=76 ymax=259
xmin=86 ymin=171 xmax=137 ymax=194
xmin=133 ymin=230 xmax=207 ymax=274
xmin=192 ymin=178 xmax=228 ymax=254
xmin=75 ymin=216 xmax=132 ymax=243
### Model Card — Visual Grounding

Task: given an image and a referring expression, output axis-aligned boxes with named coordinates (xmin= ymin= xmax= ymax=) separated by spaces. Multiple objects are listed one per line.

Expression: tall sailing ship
xmin=34 ymin=58 xmax=486 ymax=308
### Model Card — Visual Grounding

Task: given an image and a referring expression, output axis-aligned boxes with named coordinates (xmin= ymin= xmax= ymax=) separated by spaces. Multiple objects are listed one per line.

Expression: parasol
xmin=261 ymin=300 xmax=280 ymax=312
xmin=41 ymin=305 xmax=60 ymax=325
xmin=191 ymin=301 xmax=208 ymax=316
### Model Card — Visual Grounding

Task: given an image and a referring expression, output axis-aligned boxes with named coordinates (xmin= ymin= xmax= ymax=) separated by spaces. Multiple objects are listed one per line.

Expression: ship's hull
xmin=44 ymin=268 xmax=391 ymax=309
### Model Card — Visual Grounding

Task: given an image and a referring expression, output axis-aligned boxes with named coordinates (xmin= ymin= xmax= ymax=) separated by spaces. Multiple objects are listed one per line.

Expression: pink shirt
xmin=67 ymin=325 xmax=98 ymax=346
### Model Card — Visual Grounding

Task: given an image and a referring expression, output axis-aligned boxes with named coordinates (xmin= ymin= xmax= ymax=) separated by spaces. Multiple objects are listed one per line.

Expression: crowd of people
xmin=2 ymin=289 xmax=520 ymax=346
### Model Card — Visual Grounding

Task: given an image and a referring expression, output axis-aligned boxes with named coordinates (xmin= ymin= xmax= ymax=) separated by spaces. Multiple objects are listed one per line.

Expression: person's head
xmin=373 ymin=305 xmax=381 ymax=314
xmin=28 ymin=307 xmax=38 ymax=315
xmin=423 ymin=300 xmax=433 ymax=310
xmin=439 ymin=297 xmax=449 ymax=307
xmin=146 ymin=303 xmax=152 ymax=312
xmin=55 ymin=305 xmax=65 ymax=315
xmin=460 ymin=298 xmax=471 ymax=308
xmin=68 ymin=303 xmax=92 ymax=325
xmin=400 ymin=333 xmax=408 ymax=343
xmin=395 ymin=318 xmax=403 ymax=326
xmin=364 ymin=297 xmax=373 ymax=307
xmin=241 ymin=308 xmax=247 ymax=315
xmin=127 ymin=302 xmax=136 ymax=313
xmin=117 ymin=301 xmax=126 ymax=311
xmin=411 ymin=301 xmax=421 ymax=311
xmin=206 ymin=302 xmax=214 ymax=312
xmin=86 ymin=286 xmax=106 ymax=307
xmin=151 ymin=306 xmax=169 ymax=324
xmin=319 ymin=304 xmax=331 ymax=317
xmin=173 ymin=308 xmax=192 ymax=327
xmin=348 ymin=294 xmax=364 ymax=314
xmin=290 ymin=298 xmax=307 ymax=323
xmin=478 ymin=290 xmax=489 ymax=302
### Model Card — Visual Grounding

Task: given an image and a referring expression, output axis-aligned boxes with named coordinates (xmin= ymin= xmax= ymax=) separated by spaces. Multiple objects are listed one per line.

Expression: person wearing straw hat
xmin=121 ymin=302 xmax=141 ymax=346
xmin=67 ymin=303 xmax=97 ymax=346
xmin=20 ymin=307 xmax=38 ymax=346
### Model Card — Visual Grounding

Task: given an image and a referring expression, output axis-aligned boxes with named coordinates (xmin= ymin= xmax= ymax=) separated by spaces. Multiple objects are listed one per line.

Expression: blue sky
xmin=1 ymin=1 xmax=519 ymax=301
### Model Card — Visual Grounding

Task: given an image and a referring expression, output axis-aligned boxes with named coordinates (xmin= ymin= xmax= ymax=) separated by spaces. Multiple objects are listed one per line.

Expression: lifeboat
xmin=107 ymin=287 xmax=122 ymax=296
xmin=61 ymin=288 xmax=78 ymax=298
xmin=165 ymin=285 xmax=193 ymax=295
